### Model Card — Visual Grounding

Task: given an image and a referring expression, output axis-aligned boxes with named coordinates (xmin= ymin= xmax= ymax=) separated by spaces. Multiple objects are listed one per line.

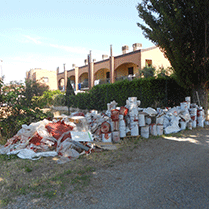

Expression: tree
xmin=66 ymin=78 xmax=75 ymax=114
xmin=0 ymin=81 xmax=51 ymax=138
xmin=156 ymin=67 xmax=174 ymax=78
xmin=139 ymin=66 xmax=156 ymax=78
xmin=25 ymin=79 xmax=49 ymax=106
xmin=33 ymin=90 xmax=63 ymax=108
xmin=137 ymin=0 xmax=209 ymax=113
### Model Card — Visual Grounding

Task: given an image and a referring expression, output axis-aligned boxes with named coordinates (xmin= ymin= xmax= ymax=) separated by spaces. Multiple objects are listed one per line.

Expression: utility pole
xmin=0 ymin=60 xmax=3 ymax=80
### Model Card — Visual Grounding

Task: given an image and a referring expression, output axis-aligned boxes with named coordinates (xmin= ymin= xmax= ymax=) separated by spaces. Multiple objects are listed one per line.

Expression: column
xmin=64 ymin=64 xmax=67 ymax=91
xmin=75 ymin=66 xmax=79 ymax=91
xmin=56 ymin=67 xmax=59 ymax=90
xmin=109 ymin=45 xmax=115 ymax=83
xmin=88 ymin=51 xmax=95 ymax=89
xmin=90 ymin=62 xmax=94 ymax=88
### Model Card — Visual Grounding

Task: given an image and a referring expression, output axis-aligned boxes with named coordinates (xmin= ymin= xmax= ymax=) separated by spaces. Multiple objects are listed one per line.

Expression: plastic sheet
xmin=7 ymin=149 xmax=57 ymax=160
xmin=143 ymin=107 xmax=158 ymax=116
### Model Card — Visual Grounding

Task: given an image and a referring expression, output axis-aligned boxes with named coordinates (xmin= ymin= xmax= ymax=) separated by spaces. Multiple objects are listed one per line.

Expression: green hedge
xmin=66 ymin=77 xmax=191 ymax=111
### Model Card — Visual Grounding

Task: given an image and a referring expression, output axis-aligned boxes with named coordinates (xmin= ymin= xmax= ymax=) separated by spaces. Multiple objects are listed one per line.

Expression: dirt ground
xmin=1 ymin=126 xmax=209 ymax=208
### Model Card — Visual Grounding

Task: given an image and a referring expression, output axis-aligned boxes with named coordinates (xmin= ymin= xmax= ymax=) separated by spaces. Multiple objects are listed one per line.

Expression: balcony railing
xmin=115 ymin=74 xmax=139 ymax=81
xmin=94 ymin=78 xmax=110 ymax=86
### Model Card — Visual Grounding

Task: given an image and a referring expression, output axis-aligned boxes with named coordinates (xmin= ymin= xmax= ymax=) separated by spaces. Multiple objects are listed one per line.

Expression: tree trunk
xmin=192 ymin=86 xmax=208 ymax=120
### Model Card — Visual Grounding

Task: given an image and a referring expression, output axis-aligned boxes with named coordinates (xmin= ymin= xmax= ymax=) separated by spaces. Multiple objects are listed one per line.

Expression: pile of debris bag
xmin=0 ymin=96 xmax=207 ymax=163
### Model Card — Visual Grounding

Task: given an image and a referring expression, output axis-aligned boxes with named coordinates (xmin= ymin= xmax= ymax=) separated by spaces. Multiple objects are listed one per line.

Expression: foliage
xmin=66 ymin=78 xmax=75 ymax=96
xmin=34 ymin=90 xmax=63 ymax=108
xmin=25 ymin=79 xmax=49 ymax=106
xmin=66 ymin=78 xmax=75 ymax=108
xmin=0 ymin=79 xmax=3 ymax=103
xmin=137 ymin=0 xmax=209 ymax=87
xmin=139 ymin=66 xmax=156 ymax=78
xmin=136 ymin=0 xmax=209 ymax=110
xmin=156 ymin=67 xmax=174 ymax=78
xmin=0 ymin=81 xmax=50 ymax=138
xmin=53 ymin=94 xmax=66 ymax=106
xmin=63 ymin=77 xmax=190 ymax=110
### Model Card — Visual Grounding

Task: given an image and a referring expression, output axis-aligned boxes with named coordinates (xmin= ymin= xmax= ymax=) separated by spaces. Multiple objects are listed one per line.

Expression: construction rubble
xmin=0 ymin=96 xmax=208 ymax=163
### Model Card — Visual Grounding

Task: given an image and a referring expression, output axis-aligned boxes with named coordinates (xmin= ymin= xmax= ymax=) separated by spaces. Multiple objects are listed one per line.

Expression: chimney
xmin=102 ymin=54 xmax=108 ymax=60
xmin=122 ymin=45 xmax=129 ymax=54
xmin=132 ymin=43 xmax=142 ymax=51
xmin=84 ymin=59 xmax=88 ymax=65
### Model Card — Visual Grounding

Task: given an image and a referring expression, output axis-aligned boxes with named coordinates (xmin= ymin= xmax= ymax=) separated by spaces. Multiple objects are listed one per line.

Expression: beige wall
xmin=141 ymin=46 xmax=171 ymax=70
xmin=95 ymin=68 xmax=109 ymax=80
xmin=26 ymin=68 xmax=58 ymax=90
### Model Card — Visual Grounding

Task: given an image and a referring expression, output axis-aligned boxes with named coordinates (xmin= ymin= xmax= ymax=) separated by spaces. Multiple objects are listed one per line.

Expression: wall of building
xmin=78 ymin=66 xmax=88 ymax=78
xmin=26 ymin=68 xmax=58 ymax=90
xmin=114 ymin=50 xmax=141 ymax=70
xmin=141 ymin=46 xmax=171 ymax=70
xmin=95 ymin=68 xmax=110 ymax=80
xmin=94 ymin=60 xmax=109 ymax=74
xmin=79 ymin=73 xmax=88 ymax=82
xmin=67 ymin=69 xmax=75 ymax=78
xmin=115 ymin=63 xmax=138 ymax=78
xmin=56 ymin=45 xmax=171 ymax=90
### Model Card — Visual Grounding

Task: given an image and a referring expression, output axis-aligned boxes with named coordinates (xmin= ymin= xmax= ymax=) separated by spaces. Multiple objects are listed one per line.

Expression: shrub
xmin=53 ymin=94 xmax=66 ymax=106
xmin=65 ymin=77 xmax=191 ymax=110
xmin=34 ymin=90 xmax=63 ymax=108
xmin=0 ymin=81 xmax=51 ymax=138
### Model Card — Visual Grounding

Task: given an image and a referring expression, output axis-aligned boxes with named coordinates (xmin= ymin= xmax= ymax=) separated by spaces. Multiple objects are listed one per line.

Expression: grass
xmin=0 ymin=157 xmax=97 ymax=207
xmin=43 ymin=190 xmax=57 ymax=199
xmin=25 ymin=166 xmax=33 ymax=172
xmin=0 ymin=137 xmax=7 ymax=145
xmin=0 ymin=126 xmax=208 ymax=207
xmin=0 ymin=198 xmax=11 ymax=206
xmin=0 ymin=154 xmax=19 ymax=161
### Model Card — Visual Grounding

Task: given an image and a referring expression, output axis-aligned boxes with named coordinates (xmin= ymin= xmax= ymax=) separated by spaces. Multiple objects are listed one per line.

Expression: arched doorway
xmin=79 ymin=73 xmax=88 ymax=89
xmin=115 ymin=62 xmax=139 ymax=81
xmin=94 ymin=68 xmax=110 ymax=85
xmin=69 ymin=76 xmax=75 ymax=90
xmin=58 ymin=78 xmax=65 ymax=90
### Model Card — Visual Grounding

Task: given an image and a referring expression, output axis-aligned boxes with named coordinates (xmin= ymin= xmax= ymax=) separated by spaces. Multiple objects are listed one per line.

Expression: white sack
xmin=164 ymin=115 xmax=181 ymax=134
xmin=143 ymin=107 xmax=157 ymax=116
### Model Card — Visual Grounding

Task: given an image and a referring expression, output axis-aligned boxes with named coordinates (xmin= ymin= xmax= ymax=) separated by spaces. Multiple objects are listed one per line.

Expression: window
xmin=43 ymin=77 xmax=49 ymax=83
xmin=106 ymin=72 xmax=110 ymax=78
xmin=145 ymin=59 xmax=152 ymax=67
xmin=128 ymin=67 xmax=134 ymax=75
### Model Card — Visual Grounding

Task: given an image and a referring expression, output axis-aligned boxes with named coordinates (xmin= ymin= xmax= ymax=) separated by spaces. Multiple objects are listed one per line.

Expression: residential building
xmin=26 ymin=68 xmax=57 ymax=90
xmin=57 ymin=44 xmax=171 ymax=91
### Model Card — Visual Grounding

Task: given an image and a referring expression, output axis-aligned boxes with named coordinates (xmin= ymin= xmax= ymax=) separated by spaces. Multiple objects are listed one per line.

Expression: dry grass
xmin=0 ymin=134 xmax=145 ymax=206
xmin=0 ymin=127 xmax=207 ymax=207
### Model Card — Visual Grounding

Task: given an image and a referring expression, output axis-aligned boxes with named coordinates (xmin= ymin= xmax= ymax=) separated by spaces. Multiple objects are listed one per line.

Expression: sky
xmin=0 ymin=0 xmax=154 ymax=84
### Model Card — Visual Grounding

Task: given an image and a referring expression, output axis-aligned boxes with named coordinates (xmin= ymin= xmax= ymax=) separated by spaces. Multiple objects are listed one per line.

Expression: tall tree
xmin=66 ymin=78 xmax=75 ymax=114
xmin=137 ymin=0 xmax=209 ymax=112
